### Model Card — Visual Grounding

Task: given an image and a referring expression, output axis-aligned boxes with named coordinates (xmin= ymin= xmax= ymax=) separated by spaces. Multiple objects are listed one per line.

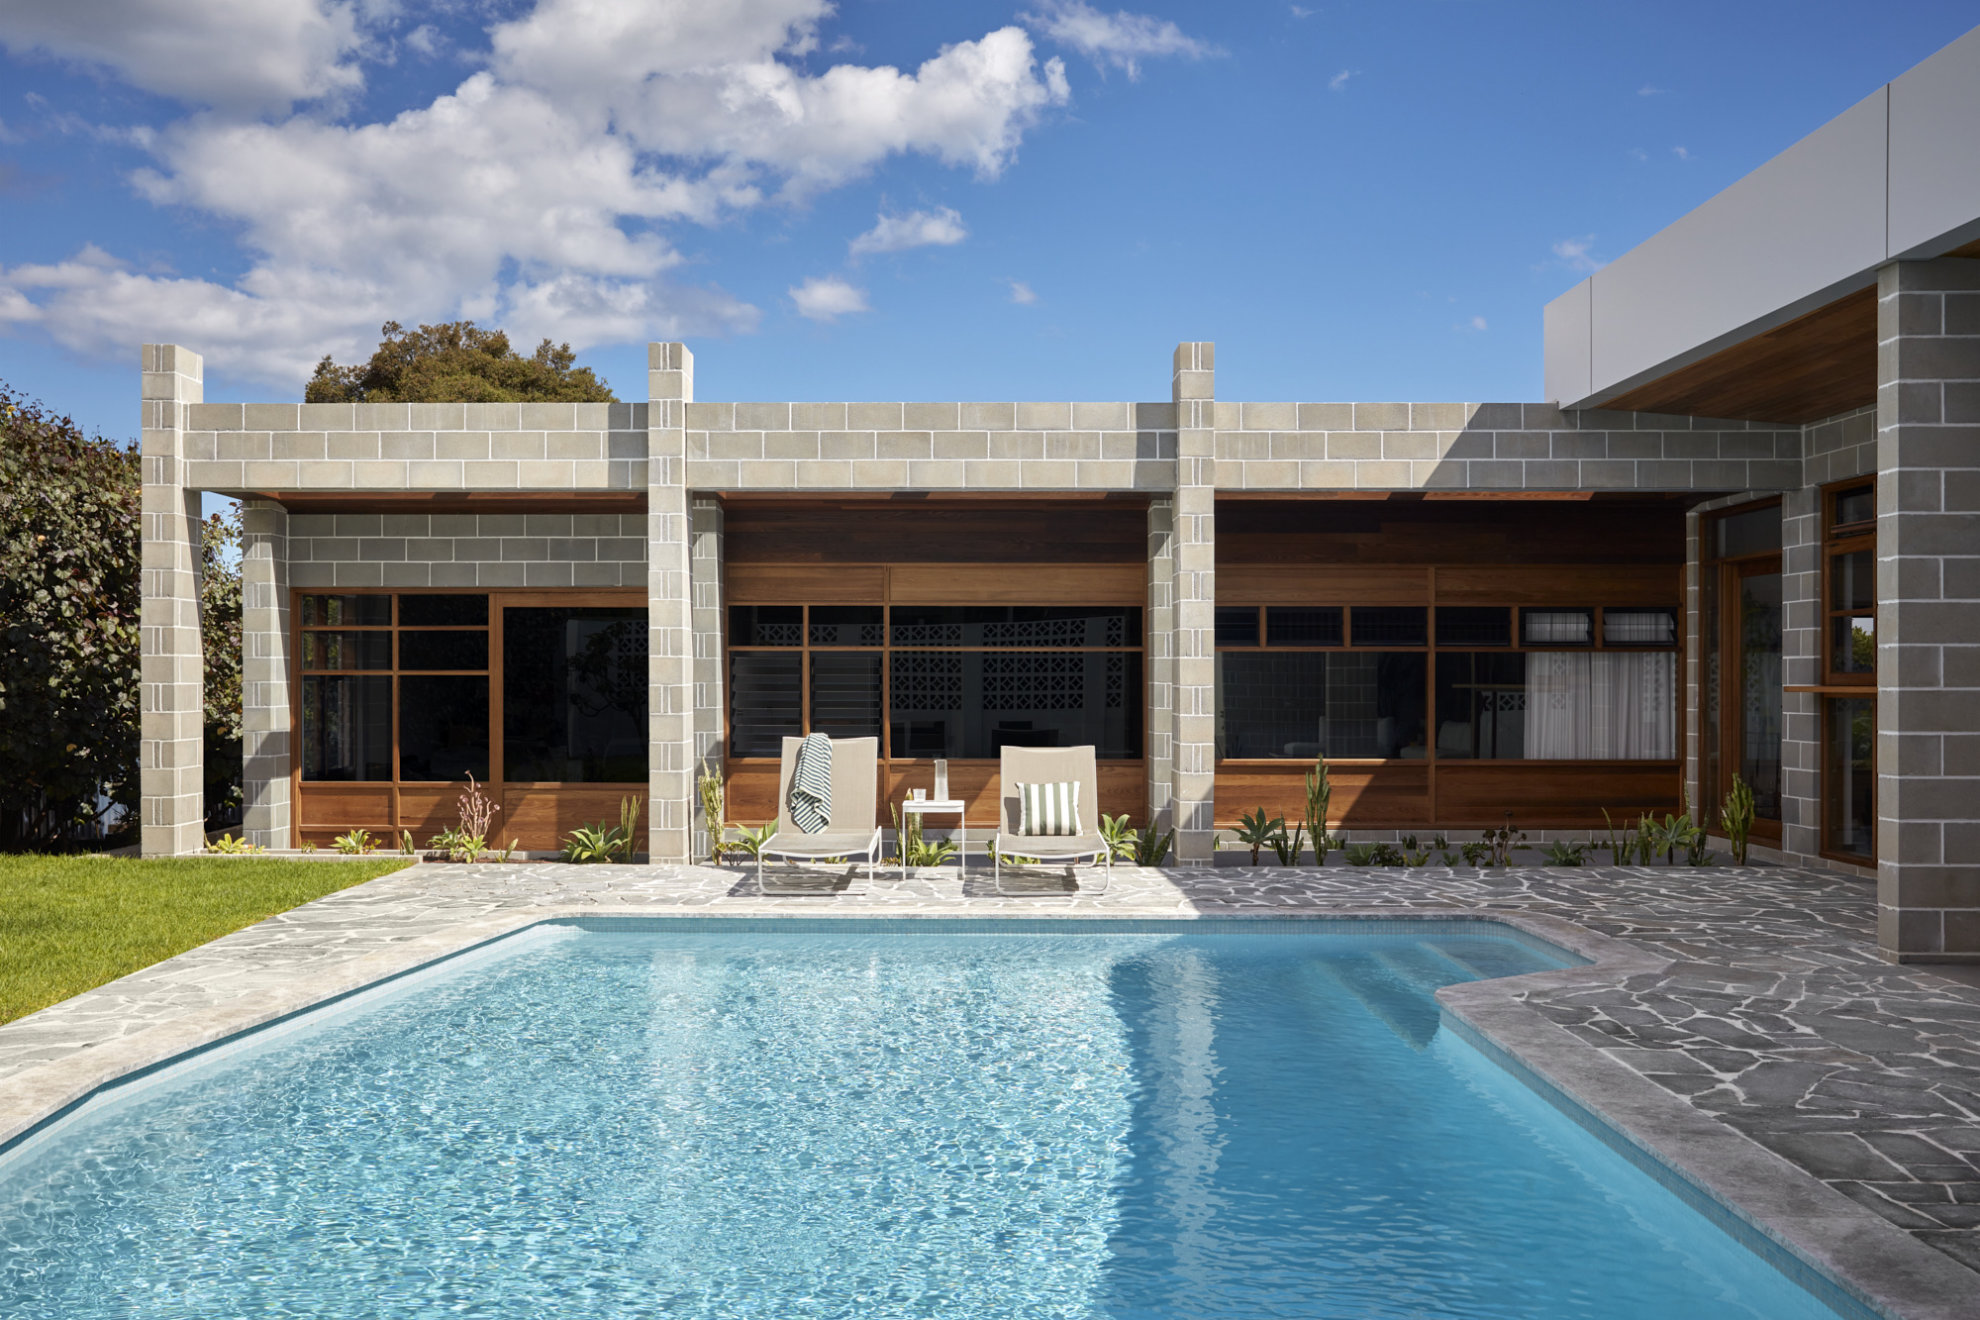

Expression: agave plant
xmin=1720 ymin=773 xmax=1755 ymax=866
xmin=562 ymin=822 xmax=619 ymax=864
xmin=332 ymin=827 xmax=376 ymax=855
xmin=1231 ymin=807 xmax=1284 ymax=866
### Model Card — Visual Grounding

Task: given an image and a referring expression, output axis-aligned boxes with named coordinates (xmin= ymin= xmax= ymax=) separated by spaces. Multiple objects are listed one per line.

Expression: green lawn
xmin=0 ymin=855 xmax=412 ymax=1026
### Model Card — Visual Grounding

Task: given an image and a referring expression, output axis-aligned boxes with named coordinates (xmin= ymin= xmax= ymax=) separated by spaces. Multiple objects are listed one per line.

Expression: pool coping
xmin=1 ymin=904 xmax=1973 ymax=1320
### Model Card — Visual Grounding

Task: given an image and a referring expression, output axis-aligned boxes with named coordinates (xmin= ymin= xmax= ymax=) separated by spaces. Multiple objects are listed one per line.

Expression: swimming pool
xmin=0 ymin=919 xmax=1856 ymax=1318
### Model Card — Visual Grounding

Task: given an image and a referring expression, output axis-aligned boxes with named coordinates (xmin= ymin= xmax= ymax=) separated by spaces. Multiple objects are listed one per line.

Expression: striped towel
xmin=788 ymin=733 xmax=834 ymax=833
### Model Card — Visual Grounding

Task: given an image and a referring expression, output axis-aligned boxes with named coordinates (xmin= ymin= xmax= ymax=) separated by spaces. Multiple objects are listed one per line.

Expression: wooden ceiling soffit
xmin=1603 ymin=285 xmax=1875 ymax=425
xmin=255 ymin=491 xmax=647 ymax=515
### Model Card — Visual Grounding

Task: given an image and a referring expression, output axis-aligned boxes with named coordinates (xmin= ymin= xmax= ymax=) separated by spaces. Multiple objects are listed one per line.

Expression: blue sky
xmin=2 ymin=1 xmax=1976 ymax=443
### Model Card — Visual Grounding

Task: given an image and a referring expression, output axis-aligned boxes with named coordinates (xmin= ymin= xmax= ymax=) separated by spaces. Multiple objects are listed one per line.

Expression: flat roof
xmin=1543 ymin=24 xmax=1980 ymax=421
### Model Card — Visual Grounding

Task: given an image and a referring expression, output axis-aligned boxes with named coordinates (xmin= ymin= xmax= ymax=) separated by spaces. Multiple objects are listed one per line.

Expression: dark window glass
xmin=1603 ymin=608 xmax=1676 ymax=646
xmin=503 ymin=608 xmax=648 ymax=782
xmin=1738 ymin=574 xmax=1784 ymax=818
xmin=730 ymin=652 xmax=801 ymax=756
xmin=1267 ymin=607 xmax=1344 ymax=647
xmin=398 ymin=594 xmax=487 ymax=626
xmin=890 ymin=606 xmax=1138 ymax=647
xmin=1832 ymin=616 xmax=1876 ymax=674
xmin=810 ymin=653 xmax=882 ymax=739
xmin=1215 ymin=606 xmax=1260 ymax=647
xmin=300 ymin=676 xmax=391 ymax=780
xmin=399 ymin=630 xmax=489 ymax=671
xmin=299 ymin=594 xmax=390 ymax=627
xmin=1825 ymin=697 xmax=1874 ymax=858
xmin=1522 ymin=609 xmax=1592 ymax=646
xmin=889 ymin=651 xmax=1141 ymax=758
xmin=1350 ymin=607 xmax=1427 ymax=646
xmin=809 ymin=606 xmax=884 ymax=647
xmin=1433 ymin=653 xmax=1527 ymax=759
xmin=396 ymin=676 xmax=489 ymax=781
xmin=1215 ymin=651 xmax=1427 ymax=759
xmin=1834 ymin=486 xmax=1875 ymax=529
xmin=301 ymin=631 xmax=392 ymax=671
xmin=1714 ymin=505 xmax=1782 ymax=559
xmin=1831 ymin=549 xmax=1873 ymax=611
xmin=729 ymin=606 xmax=802 ymax=647
xmin=1436 ymin=607 xmax=1511 ymax=647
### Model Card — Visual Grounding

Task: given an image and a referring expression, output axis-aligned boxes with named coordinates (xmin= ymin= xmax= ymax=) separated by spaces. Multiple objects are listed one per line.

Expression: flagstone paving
xmin=2 ymin=857 xmax=1978 ymax=1280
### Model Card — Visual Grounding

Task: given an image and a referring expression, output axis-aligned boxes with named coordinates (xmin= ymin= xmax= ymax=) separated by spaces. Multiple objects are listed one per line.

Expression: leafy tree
xmin=305 ymin=321 xmax=618 ymax=403
xmin=0 ymin=384 xmax=244 ymax=849
xmin=0 ymin=385 xmax=141 ymax=848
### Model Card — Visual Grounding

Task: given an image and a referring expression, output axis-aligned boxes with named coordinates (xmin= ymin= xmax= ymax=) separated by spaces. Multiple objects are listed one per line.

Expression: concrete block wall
xmin=285 ymin=514 xmax=647 ymax=588
xmin=1171 ymin=344 xmax=1217 ymax=862
xmin=646 ymin=344 xmax=695 ymax=864
xmin=138 ymin=345 xmax=207 ymax=856
xmin=179 ymin=401 xmax=646 ymax=493
xmin=240 ymin=500 xmax=290 ymax=850
xmin=1145 ymin=498 xmax=1175 ymax=831
xmin=1875 ymin=258 xmax=1980 ymax=960
xmin=1211 ymin=402 xmax=1805 ymax=492
xmin=684 ymin=400 xmax=1177 ymax=492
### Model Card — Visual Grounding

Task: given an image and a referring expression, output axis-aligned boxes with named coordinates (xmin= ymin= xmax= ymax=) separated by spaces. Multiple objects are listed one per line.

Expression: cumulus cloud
xmin=0 ymin=0 xmax=366 ymax=113
xmin=0 ymin=0 xmax=1074 ymax=386
xmin=1008 ymin=280 xmax=1038 ymax=305
xmin=849 ymin=207 xmax=968 ymax=257
xmin=790 ymin=275 xmax=869 ymax=322
xmin=1551 ymin=235 xmax=1602 ymax=273
xmin=1327 ymin=68 xmax=1356 ymax=92
xmin=1022 ymin=0 xmax=1218 ymax=80
xmin=1672 ymin=145 xmax=1691 ymax=160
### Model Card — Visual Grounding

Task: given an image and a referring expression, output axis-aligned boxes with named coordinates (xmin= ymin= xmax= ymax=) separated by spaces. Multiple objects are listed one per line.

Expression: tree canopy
xmin=305 ymin=321 xmax=619 ymax=404
xmin=0 ymin=384 xmax=242 ymax=849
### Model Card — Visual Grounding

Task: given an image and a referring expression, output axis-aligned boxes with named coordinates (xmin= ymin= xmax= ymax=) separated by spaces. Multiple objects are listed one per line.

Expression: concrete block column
xmin=690 ymin=495 xmax=725 ymax=859
xmin=1779 ymin=483 xmax=1824 ymax=861
xmin=646 ymin=343 xmax=696 ymax=863
xmin=139 ymin=344 xmax=206 ymax=856
xmin=1171 ymin=343 xmax=1217 ymax=862
xmin=241 ymin=499 xmax=291 ymax=849
xmin=1146 ymin=497 xmax=1175 ymax=831
xmin=1875 ymin=258 xmax=1980 ymax=961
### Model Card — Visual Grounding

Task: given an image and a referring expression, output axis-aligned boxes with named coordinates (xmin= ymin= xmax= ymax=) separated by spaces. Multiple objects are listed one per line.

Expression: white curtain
xmin=1524 ymin=652 xmax=1676 ymax=760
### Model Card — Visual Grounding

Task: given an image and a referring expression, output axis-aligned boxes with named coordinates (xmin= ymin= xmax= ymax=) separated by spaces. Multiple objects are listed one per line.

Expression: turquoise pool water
xmin=0 ymin=921 xmax=1851 ymax=1319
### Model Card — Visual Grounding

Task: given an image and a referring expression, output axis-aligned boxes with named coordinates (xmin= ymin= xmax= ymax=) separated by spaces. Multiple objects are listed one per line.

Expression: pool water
xmin=0 ymin=922 xmax=1849 ymax=1319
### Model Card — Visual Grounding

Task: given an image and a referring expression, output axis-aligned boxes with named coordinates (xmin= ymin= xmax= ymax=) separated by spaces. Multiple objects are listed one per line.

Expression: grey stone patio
xmin=2 ymin=859 xmax=1977 ymax=1316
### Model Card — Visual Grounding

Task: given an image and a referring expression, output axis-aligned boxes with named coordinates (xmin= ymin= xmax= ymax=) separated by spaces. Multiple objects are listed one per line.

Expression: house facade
xmin=139 ymin=27 xmax=1980 ymax=963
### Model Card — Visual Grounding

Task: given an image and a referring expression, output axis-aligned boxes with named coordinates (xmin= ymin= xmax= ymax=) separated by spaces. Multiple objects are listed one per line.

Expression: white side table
xmin=899 ymin=799 xmax=966 ymax=879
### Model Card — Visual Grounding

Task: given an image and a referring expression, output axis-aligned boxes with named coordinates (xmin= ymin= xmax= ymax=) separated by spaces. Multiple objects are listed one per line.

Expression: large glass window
xmin=1217 ymin=602 xmax=1678 ymax=761
xmin=1218 ymin=652 xmax=1426 ymax=759
xmin=727 ymin=603 xmax=1142 ymax=759
xmin=1823 ymin=481 xmax=1876 ymax=860
xmin=503 ymin=607 xmax=648 ymax=782
xmin=1703 ymin=500 xmax=1783 ymax=828
xmin=300 ymin=592 xmax=645 ymax=787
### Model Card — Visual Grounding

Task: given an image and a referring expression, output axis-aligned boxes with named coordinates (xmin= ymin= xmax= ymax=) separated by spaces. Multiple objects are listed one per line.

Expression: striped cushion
xmin=788 ymin=733 xmax=834 ymax=833
xmin=1017 ymin=781 xmax=1080 ymax=837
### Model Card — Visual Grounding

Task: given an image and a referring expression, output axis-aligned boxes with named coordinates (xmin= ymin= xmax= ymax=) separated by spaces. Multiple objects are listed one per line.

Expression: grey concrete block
xmin=734 ymin=402 xmax=791 ymax=431
xmin=243 ymin=403 xmax=300 ymax=432
xmin=793 ymin=402 xmax=847 ymax=430
xmin=437 ymin=431 xmax=490 ymax=460
xmin=988 ymin=431 xmax=1045 ymax=460
xmin=1326 ymin=432 xmax=1383 ymax=460
xmin=962 ymin=401 xmax=1014 ymax=430
xmin=1241 ymin=401 xmax=1297 ymax=430
xmin=962 ymin=460 xmax=1023 ymax=487
xmin=848 ymin=402 xmax=904 ymax=430
xmin=905 ymin=402 xmax=961 ymax=430
xmin=1073 ymin=402 xmax=1130 ymax=430
xmin=820 ymin=431 xmax=875 ymax=460
xmin=906 ymin=460 xmax=966 ymax=486
xmin=1021 ymin=460 xmax=1079 ymax=487
xmin=877 ymin=432 xmax=933 ymax=459
xmin=1015 ymin=401 xmax=1070 ymax=430
xmin=1296 ymin=402 xmax=1352 ymax=430
xmin=765 ymin=431 xmax=823 ymax=460
xmin=1354 ymin=402 xmax=1409 ymax=431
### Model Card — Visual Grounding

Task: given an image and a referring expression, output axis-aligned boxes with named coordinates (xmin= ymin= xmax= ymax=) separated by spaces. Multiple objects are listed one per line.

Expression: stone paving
xmin=3 ymin=857 xmax=1979 ymax=1300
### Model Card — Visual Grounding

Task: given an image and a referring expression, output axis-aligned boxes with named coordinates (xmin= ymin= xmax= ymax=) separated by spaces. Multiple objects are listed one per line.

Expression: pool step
xmin=1310 ymin=953 xmax=1446 ymax=1050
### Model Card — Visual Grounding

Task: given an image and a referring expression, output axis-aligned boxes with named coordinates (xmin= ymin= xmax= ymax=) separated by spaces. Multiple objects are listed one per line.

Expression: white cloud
xmin=1672 ymin=145 xmax=1691 ymax=160
xmin=1627 ymin=146 xmax=1649 ymax=162
xmin=1289 ymin=6 xmax=1313 ymax=17
xmin=1007 ymin=279 xmax=1038 ymax=305
xmin=1022 ymin=0 xmax=1218 ymax=80
xmin=849 ymin=207 xmax=968 ymax=257
xmin=1327 ymin=68 xmax=1356 ymax=92
xmin=790 ymin=275 xmax=869 ymax=322
xmin=0 ymin=0 xmax=366 ymax=113
xmin=1551 ymin=235 xmax=1602 ymax=274
xmin=0 ymin=1 xmax=1074 ymax=386
xmin=1638 ymin=84 xmax=1666 ymax=96
xmin=1455 ymin=314 xmax=1487 ymax=332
